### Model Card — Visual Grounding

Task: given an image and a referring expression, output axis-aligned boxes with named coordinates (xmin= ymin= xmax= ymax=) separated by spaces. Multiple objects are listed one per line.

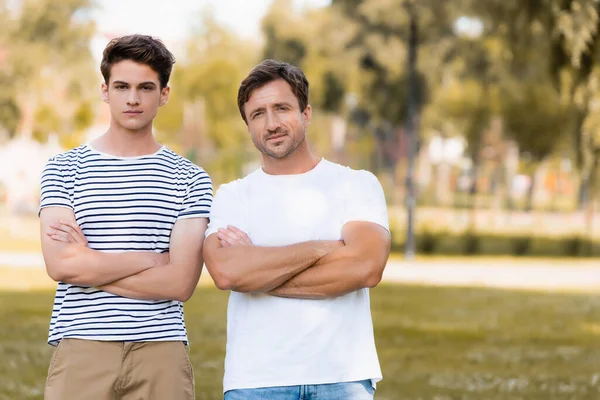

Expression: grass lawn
xmin=1 ymin=284 xmax=599 ymax=399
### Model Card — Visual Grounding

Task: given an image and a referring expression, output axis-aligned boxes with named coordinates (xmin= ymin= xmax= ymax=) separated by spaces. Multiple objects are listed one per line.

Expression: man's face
xmin=244 ymin=79 xmax=311 ymax=159
xmin=101 ymin=60 xmax=169 ymax=132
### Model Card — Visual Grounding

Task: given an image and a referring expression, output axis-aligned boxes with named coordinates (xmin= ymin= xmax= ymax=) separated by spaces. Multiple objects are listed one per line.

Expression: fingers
xmin=47 ymin=230 xmax=76 ymax=243
xmin=59 ymin=220 xmax=84 ymax=236
xmin=224 ymin=225 xmax=253 ymax=245
xmin=217 ymin=228 xmax=241 ymax=247
xmin=227 ymin=225 xmax=252 ymax=245
xmin=58 ymin=220 xmax=86 ymax=244
xmin=48 ymin=220 xmax=87 ymax=245
xmin=217 ymin=226 xmax=252 ymax=247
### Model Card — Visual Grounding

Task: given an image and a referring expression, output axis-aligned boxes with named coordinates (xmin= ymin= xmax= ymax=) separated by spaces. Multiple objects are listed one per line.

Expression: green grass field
xmin=1 ymin=284 xmax=599 ymax=400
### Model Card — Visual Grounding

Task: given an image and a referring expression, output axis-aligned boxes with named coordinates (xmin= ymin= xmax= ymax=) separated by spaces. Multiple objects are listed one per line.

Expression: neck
xmin=92 ymin=119 xmax=161 ymax=157
xmin=261 ymin=141 xmax=321 ymax=175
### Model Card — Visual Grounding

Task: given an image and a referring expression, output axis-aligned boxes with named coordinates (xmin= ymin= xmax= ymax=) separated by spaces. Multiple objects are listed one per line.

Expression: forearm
xmin=48 ymin=246 xmax=161 ymax=286
xmin=205 ymin=239 xmax=339 ymax=293
xmin=267 ymin=247 xmax=381 ymax=299
xmin=99 ymin=261 xmax=202 ymax=302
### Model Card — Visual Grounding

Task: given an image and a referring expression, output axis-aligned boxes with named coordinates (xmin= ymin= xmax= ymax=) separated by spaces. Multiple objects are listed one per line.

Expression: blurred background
xmin=1 ymin=1 xmax=600 ymax=399
xmin=3 ymin=0 xmax=600 ymax=257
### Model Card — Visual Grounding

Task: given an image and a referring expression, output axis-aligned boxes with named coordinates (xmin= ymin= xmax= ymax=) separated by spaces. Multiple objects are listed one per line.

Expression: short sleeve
xmin=39 ymin=158 xmax=73 ymax=215
xmin=205 ymin=181 xmax=246 ymax=238
xmin=177 ymin=168 xmax=213 ymax=220
xmin=342 ymin=170 xmax=389 ymax=231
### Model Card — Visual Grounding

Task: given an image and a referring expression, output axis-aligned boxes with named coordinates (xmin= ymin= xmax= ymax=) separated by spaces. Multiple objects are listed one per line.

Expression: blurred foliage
xmin=3 ymin=0 xmax=600 ymax=217
xmin=155 ymin=13 xmax=259 ymax=185
xmin=0 ymin=0 xmax=97 ymax=144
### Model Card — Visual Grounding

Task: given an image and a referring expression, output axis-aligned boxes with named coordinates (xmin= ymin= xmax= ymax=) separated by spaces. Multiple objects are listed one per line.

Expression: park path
xmin=382 ymin=259 xmax=600 ymax=292
xmin=1 ymin=252 xmax=599 ymax=292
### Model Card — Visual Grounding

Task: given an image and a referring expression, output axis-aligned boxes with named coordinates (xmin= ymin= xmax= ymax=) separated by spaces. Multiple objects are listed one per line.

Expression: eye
xmin=115 ymin=85 xmax=127 ymax=90
xmin=252 ymin=111 xmax=264 ymax=119
xmin=141 ymin=86 xmax=154 ymax=91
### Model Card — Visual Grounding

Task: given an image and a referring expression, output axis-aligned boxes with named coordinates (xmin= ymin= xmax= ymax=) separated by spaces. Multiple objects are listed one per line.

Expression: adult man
xmin=39 ymin=34 xmax=211 ymax=399
xmin=203 ymin=59 xmax=391 ymax=400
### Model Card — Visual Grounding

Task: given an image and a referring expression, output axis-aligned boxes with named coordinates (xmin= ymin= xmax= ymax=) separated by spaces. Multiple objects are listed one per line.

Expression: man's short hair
xmin=237 ymin=59 xmax=309 ymax=124
xmin=100 ymin=34 xmax=175 ymax=89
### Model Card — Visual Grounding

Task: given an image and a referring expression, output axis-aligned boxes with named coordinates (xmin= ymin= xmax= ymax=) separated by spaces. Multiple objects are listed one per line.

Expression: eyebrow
xmin=248 ymin=106 xmax=265 ymax=117
xmin=112 ymin=81 xmax=157 ymax=87
xmin=249 ymin=102 xmax=293 ymax=117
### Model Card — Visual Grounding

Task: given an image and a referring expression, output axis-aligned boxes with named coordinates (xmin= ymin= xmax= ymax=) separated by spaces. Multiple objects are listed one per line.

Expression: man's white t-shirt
xmin=206 ymin=158 xmax=389 ymax=392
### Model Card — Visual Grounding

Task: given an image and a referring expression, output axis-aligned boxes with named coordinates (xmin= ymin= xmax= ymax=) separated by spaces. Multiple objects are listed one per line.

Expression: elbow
xmin=172 ymin=282 xmax=197 ymax=302
xmin=46 ymin=264 xmax=68 ymax=283
xmin=212 ymin=269 xmax=256 ymax=292
xmin=214 ymin=278 xmax=233 ymax=291
xmin=174 ymin=289 xmax=194 ymax=302
xmin=46 ymin=260 xmax=80 ymax=283
xmin=172 ymin=264 xmax=203 ymax=302
xmin=364 ymin=272 xmax=383 ymax=288
xmin=209 ymin=267 xmax=253 ymax=292
xmin=362 ymin=245 xmax=390 ymax=289
xmin=212 ymin=270 xmax=235 ymax=291
xmin=364 ymin=262 xmax=385 ymax=288
xmin=44 ymin=246 xmax=86 ymax=284
xmin=204 ymin=253 xmax=253 ymax=292
xmin=205 ymin=260 xmax=235 ymax=291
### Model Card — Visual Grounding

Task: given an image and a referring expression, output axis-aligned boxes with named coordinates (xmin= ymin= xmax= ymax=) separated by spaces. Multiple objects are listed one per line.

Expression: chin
xmin=265 ymin=148 xmax=293 ymax=159
xmin=119 ymin=121 xmax=150 ymax=131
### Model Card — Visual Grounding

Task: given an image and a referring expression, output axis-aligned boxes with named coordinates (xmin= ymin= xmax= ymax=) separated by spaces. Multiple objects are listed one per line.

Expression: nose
xmin=265 ymin=109 xmax=280 ymax=132
xmin=126 ymin=89 xmax=140 ymax=106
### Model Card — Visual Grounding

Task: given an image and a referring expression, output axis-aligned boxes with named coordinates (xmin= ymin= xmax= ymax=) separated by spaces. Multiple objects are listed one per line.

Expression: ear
xmin=159 ymin=86 xmax=171 ymax=106
xmin=302 ymin=104 xmax=312 ymax=127
xmin=101 ymin=82 xmax=109 ymax=104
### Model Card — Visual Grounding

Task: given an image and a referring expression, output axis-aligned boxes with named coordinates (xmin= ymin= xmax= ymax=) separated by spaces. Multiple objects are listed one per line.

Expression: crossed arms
xmin=41 ymin=205 xmax=391 ymax=301
xmin=40 ymin=207 xmax=207 ymax=302
xmin=203 ymin=221 xmax=391 ymax=300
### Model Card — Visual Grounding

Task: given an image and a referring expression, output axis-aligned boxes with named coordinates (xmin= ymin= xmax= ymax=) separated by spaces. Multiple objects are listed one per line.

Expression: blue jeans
xmin=223 ymin=380 xmax=374 ymax=400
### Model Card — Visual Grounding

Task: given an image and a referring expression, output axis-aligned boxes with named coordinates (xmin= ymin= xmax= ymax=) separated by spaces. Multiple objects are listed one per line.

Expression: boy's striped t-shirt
xmin=39 ymin=144 xmax=212 ymax=345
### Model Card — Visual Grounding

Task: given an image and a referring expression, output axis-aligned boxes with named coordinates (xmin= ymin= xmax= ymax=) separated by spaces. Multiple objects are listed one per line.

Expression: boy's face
xmin=101 ymin=60 xmax=169 ymax=132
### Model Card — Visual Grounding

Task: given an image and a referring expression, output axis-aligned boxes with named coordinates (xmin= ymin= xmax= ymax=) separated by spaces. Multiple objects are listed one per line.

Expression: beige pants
xmin=44 ymin=339 xmax=195 ymax=400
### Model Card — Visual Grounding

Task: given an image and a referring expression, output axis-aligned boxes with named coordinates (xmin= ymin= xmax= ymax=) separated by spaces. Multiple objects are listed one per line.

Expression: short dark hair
xmin=237 ymin=59 xmax=309 ymax=124
xmin=100 ymin=34 xmax=175 ymax=89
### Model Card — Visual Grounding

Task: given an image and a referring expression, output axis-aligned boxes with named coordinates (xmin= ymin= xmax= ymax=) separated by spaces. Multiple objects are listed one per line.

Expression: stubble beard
xmin=254 ymin=130 xmax=305 ymax=159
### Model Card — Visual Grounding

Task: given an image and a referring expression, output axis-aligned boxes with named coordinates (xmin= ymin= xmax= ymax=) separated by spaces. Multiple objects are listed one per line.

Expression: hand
xmin=48 ymin=220 xmax=88 ymax=247
xmin=217 ymin=225 xmax=253 ymax=247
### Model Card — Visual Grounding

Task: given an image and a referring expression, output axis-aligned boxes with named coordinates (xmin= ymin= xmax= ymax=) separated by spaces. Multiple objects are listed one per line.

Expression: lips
xmin=267 ymin=134 xmax=286 ymax=141
xmin=124 ymin=110 xmax=143 ymax=115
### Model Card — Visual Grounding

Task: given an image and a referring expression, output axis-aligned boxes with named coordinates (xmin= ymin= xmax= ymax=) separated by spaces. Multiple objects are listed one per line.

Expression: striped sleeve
xmin=177 ymin=168 xmax=212 ymax=220
xmin=39 ymin=157 xmax=72 ymax=214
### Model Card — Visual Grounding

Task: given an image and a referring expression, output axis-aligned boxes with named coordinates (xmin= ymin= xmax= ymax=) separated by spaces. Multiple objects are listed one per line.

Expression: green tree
xmin=1 ymin=0 xmax=97 ymax=142
xmin=462 ymin=0 xmax=600 ymax=206
xmin=155 ymin=13 xmax=259 ymax=185
xmin=501 ymin=83 xmax=572 ymax=210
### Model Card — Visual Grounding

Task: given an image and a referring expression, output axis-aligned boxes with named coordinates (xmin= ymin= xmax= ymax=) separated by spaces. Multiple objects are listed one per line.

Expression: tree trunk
xmin=469 ymin=157 xmax=479 ymax=232
xmin=526 ymin=172 xmax=537 ymax=212
xmin=584 ymin=150 xmax=600 ymax=255
xmin=435 ymin=158 xmax=452 ymax=206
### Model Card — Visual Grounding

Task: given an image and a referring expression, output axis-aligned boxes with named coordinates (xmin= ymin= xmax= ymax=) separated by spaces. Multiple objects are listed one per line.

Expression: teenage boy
xmin=39 ymin=34 xmax=211 ymax=400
